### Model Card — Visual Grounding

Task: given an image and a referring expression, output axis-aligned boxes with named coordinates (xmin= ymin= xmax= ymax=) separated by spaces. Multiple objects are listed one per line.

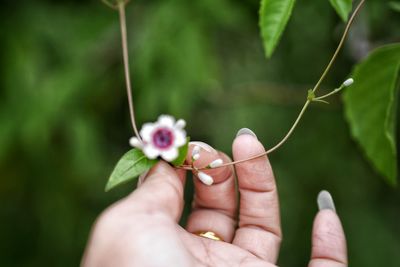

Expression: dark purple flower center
xmin=152 ymin=128 xmax=174 ymax=149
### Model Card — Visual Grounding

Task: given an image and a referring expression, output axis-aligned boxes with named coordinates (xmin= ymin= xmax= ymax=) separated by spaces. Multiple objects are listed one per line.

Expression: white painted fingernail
xmin=190 ymin=141 xmax=217 ymax=154
xmin=236 ymin=128 xmax=257 ymax=139
xmin=197 ymin=172 xmax=214 ymax=186
xmin=317 ymin=190 xmax=336 ymax=212
xmin=175 ymin=119 xmax=186 ymax=129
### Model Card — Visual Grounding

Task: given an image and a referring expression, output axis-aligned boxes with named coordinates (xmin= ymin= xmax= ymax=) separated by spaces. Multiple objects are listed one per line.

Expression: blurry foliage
xmin=328 ymin=0 xmax=353 ymax=22
xmin=259 ymin=0 xmax=296 ymax=57
xmin=0 ymin=0 xmax=399 ymax=266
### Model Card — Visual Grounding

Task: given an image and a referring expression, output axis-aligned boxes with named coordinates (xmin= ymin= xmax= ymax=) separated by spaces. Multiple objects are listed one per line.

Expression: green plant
xmin=102 ymin=0 xmax=399 ymax=191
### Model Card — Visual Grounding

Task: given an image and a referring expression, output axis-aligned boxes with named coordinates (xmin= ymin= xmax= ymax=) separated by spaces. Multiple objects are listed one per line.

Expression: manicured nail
xmin=317 ymin=190 xmax=336 ymax=212
xmin=236 ymin=128 xmax=257 ymax=139
xmin=137 ymin=169 xmax=150 ymax=187
xmin=190 ymin=141 xmax=217 ymax=154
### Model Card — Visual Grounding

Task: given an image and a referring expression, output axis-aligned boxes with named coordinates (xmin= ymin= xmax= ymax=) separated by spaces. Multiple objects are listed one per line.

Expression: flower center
xmin=152 ymin=128 xmax=174 ymax=149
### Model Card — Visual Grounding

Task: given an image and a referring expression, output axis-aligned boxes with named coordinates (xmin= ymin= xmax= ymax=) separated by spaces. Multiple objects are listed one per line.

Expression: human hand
xmin=82 ymin=129 xmax=347 ymax=267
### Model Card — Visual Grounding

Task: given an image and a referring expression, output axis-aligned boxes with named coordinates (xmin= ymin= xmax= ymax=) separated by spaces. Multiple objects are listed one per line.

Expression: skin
xmin=82 ymin=134 xmax=347 ymax=267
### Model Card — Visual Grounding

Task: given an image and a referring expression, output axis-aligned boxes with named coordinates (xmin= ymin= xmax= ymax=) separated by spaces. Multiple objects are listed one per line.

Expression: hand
xmin=82 ymin=130 xmax=347 ymax=267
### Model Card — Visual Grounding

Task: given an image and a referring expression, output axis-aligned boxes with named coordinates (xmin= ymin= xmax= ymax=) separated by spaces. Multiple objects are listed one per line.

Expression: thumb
xmin=131 ymin=161 xmax=186 ymax=222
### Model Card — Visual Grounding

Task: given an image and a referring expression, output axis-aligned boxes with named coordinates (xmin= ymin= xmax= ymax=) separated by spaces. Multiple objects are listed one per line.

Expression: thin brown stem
xmin=311 ymin=0 xmax=365 ymax=94
xmin=177 ymin=101 xmax=311 ymax=170
xmin=177 ymin=0 xmax=366 ymax=171
xmin=118 ymin=2 xmax=142 ymax=141
xmin=314 ymin=86 xmax=344 ymax=100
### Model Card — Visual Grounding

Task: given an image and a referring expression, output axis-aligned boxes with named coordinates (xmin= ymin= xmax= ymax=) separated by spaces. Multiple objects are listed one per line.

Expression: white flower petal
xmin=129 ymin=137 xmax=142 ymax=149
xmin=175 ymin=119 xmax=186 ymax=129
xmin=161 ymin=148 xmax=178 ymax=162
xmin=198 ymin=172 xmax=214 ymax=186
xmin=174 ymin=130 xmax=186 ymax=147
xmin=143 ymin=145 xmax=160 ymax=159
xmin=140 ymin=123 xmax=155 ymax=142
xmin=158 ymin=115 xmax=175 ymax=127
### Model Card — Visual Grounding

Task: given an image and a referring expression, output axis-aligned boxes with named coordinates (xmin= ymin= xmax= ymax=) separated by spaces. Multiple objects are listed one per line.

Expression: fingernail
xmin=137 ymin=169 xmax=150 ymax=187
xmin=190 ymin=141 xmax=217 ymax=154
xmin=236 ymin=128 xmax=257 ymax=139
xmin=317 ymin=190 xmax=336 ymax=212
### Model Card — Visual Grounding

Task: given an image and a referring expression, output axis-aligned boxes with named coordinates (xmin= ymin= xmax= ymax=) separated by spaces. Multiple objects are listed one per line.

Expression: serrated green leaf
xmin=259 ymin=0 xmax=296 ymax=58
xmin=343 ymin=44 xmax=400 ymax=186
xmin=329 ymin=0 xmax=352 ymax=22
xmin=171 ymin=137 xmax=190 ymax=166
xmin=105 ymin=149 xmax=158 ymax=191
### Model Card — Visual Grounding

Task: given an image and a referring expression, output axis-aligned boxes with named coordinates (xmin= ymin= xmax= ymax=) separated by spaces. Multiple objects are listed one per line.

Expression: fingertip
xmin=317 ymin=190 xmax=336 ymax=212
xmin=187 ymin=142 xmax=232 ymax=185
xmin=136 ymin=161 xmax=185 ymax=221
xmin=188 ymin=141 xmax=218 ymax=160
xmin=137 ymin=161 xmax=186 ymax=189
xmin=233 ymin=130 xmax=264 ymax=159
xmin=236 ymin=128 xmax=258 ymax=139
xmin=311 ymin=208 xmax=347 ymax=265
xmin=147 ymin=161 xmax=176 ymax=176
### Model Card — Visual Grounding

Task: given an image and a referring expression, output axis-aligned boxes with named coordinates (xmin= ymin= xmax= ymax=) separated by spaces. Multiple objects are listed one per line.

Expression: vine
xmin=103 ymin=0 xmax=366 ymax=190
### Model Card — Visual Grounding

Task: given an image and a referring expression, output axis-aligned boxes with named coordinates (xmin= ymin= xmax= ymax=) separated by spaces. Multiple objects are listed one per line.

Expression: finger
xmin=137 ymin=164 xmax=186 ymax=188
xmin=232 ymin=128 xmax=281 ymax=263
xmin=309 ymin=191 xmax=347 ymax=267
xmin=129 ymin=161 xmax=185 ymax=222
xmin=185 ymin=142 xmax=237 ymax=242
xmin=137 ymin=170 xmax=150 ymax=187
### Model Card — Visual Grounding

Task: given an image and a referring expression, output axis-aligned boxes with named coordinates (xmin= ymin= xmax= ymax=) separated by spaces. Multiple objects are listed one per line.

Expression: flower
xmin=129 ymin=115 xmax=187 ymax=161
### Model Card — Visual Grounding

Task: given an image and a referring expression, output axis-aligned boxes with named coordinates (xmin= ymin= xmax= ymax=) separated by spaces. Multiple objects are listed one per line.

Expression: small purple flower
xmin=129 ymin=115 xmax=186 ymax=161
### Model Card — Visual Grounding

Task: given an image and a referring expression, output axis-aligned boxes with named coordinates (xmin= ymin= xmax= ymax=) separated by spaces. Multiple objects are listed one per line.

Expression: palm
xmin=177 ymin=224 xmax=276 ymax=267
xmin=134 ymin=215 xmax=276 ymax=267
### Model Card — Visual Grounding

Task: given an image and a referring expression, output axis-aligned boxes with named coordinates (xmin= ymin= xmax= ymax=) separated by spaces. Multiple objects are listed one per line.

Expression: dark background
xmin=1 ymin=0 xmax=399 ymax=266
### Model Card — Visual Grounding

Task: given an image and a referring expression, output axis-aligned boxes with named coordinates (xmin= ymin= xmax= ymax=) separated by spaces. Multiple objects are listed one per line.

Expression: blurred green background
xmin=1 ymin=0 xmax=399 ymax=266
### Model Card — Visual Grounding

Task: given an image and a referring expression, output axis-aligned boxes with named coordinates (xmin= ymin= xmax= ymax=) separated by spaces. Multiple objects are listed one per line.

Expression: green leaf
xmin=105 ymin=149 xmax=158 ymax=191
xmin=171 ymin=137 xmax=190 ymax=166
xmin=259 ymin=0 xmax=296 ymax=58
xmin=343 ymin=44 xmax=400 ymax=185
xmin=328 ymin=0 xmax=352 ymax=22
